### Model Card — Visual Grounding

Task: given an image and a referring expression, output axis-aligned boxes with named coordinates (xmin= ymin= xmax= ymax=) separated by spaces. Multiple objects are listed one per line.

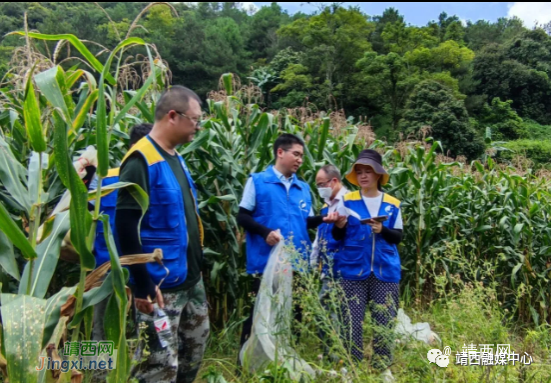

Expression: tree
xmin=277 ymin=5 xmax=373 ymax=109
xmin=478 ymin=98 xmax=527 ymax=140
xmin=370 ymin=7 xmax=404 ymax=54
xmin=381 ymin=22 xmax=438 ymax=55
xmin=401 ymin=81 xmax=485 ymax=159
xmin=436 ymin=12 xmax=459 ymax=42
xmin=406 ymin=40 xmax=475 ymax=76
xmin=357 ymin=52 xmax=420 ymax=134
xmin=443 ymin=20 xmax=465 ymax=43
xmin=272 ymin=64 xmax=312 ymax=92
xmin=472 ymin=30 xmax=551 ymax=124
xmin=246 ymin=3 xmax=290 ymax=61
xmin=464 ymin=17 xmax=525 ymax=51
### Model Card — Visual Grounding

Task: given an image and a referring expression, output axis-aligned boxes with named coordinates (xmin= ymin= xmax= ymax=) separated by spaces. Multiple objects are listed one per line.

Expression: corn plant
xmin=182 ymin=80 xmax=551 ymax=328
xmin=0 ymin=24 xmax=165 ymax=381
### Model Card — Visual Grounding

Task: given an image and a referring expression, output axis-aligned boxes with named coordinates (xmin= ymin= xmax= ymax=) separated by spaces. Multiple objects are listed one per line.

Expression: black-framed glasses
xmin=283 ymin=149 xmax=304 ymax=159
xmin=174 ymin=111 xmax=201 ymax=125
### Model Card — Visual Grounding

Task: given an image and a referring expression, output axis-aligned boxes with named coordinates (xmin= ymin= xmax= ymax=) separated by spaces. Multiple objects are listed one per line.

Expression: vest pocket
xmin=341 ymin=244 xmax=364 ymax=262
xmin=378 ymin=246 xmax=400 ymax=277
xmin=142 ymin=241 xmax=180 ymax=261
xmin=148 ymin=188 xmax=180 ymax=229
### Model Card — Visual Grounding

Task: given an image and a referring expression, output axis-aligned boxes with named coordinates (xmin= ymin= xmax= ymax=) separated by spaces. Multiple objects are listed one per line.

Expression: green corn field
xmin=0 ymin=17 xmax=550 ymax=383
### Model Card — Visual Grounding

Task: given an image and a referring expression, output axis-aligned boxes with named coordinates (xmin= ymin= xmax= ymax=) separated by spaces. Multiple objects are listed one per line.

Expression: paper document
xmin=335 ymin=204 xmax=362 ymax=220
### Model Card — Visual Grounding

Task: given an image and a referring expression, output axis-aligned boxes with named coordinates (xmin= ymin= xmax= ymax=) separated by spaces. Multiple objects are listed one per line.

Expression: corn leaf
xmin=1 ymin=294 xmax=47 ymax=383
xmin=23 ymin=71 xmax=46 ymax=153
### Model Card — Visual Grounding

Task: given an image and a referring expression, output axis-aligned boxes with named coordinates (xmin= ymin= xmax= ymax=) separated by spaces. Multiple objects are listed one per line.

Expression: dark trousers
xmin=239 ymin=274 xmax=303 ymax=348
xmin=339 ymin=274 xmax=399 ymax=370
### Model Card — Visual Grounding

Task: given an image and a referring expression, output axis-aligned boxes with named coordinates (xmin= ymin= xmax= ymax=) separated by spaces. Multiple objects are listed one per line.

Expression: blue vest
xmin=121 ymin=136 xmax=204 ymax=288
xmin=93 ymin=168 xmax=121 ymax=267
xmin=335 ymin=191 xmax=402 ymax=282
xmin=316 ymin=204 xmax=340 ymax=274
xmin=245 ymin=166 xmax=312 ymax=274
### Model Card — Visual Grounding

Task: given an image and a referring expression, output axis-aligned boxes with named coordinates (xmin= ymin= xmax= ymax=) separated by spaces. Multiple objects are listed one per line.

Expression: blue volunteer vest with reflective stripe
xmin=121 ymin=135 xmax=204 ymax=288
xmin=93 ymin=168 xmax=121 ymax=267
xmin=316 ymin=204 xmax=340 ymax=274
xmin=336 ymin=191 xmax=402 ymax=282
xmin=245 ymin=165 xmax=312 ymax=274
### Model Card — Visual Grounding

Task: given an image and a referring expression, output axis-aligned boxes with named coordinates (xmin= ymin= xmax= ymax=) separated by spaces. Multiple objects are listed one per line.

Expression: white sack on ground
xmin=395 ymin=308 xmax=440 ymax=345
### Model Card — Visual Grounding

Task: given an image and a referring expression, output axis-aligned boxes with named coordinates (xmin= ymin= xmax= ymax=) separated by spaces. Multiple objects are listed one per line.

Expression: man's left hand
xmin=323 ymin=212 xmax=341 ymax=224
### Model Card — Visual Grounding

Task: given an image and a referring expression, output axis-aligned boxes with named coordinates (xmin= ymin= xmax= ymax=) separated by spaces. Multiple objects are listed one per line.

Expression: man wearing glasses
xmin=237 ymin=133 xmax=339 ymax=351
xmin=115 ymin=86 xmax=208 ymax=383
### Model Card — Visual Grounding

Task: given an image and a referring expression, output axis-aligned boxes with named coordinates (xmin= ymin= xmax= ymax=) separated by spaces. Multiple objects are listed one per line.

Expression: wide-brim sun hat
xmin=345 ymin=149 xmax=390 ymax=186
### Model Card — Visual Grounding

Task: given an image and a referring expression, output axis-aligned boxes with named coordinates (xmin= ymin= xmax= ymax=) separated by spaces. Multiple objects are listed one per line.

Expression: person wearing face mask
xmin=310 ymin=164 xmax=348 ymax=273
xmin=310 ymin=164 xmax=348 ymax=359
xmin=332 ymin=149 xmax=403 ymax=383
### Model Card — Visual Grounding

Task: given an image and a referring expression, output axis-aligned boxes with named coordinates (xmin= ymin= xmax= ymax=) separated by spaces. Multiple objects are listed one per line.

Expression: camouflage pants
xmin=132 ymin=278 xmax=210 ymax=383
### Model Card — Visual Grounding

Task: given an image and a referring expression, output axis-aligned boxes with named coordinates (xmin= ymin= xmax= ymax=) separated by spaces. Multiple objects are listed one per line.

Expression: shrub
xmin=500 ymin=139 xmax=551 ymax=168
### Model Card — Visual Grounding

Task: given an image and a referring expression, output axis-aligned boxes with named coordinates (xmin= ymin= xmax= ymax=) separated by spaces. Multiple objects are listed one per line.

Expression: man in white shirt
xmin=311 ymin=164 xmax=348 ymax=359
xmin=310 ymin=164 xmax=348 ymax=269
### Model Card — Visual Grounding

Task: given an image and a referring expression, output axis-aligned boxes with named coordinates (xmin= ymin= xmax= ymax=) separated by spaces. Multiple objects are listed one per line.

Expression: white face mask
xmin=318 ymin=187 xmax=333 ymax=200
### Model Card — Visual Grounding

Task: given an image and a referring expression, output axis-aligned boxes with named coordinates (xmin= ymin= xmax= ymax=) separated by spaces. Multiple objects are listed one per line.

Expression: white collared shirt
xmin=239 ymin=167 xmax=314 ymax=216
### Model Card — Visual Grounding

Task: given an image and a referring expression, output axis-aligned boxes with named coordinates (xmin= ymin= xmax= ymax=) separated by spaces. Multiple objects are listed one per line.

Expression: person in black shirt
xmin=116 ymin=86 xmax=208 ymax=383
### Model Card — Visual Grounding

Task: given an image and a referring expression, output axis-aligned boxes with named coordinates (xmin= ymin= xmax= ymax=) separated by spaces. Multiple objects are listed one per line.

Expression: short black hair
xmin=273 ymin=133 xmax=305 ymax=159
xmin=129 ymin=123 xmax=153 ymax=146
xmin=154 ymin=85 xmax=202 ymax=122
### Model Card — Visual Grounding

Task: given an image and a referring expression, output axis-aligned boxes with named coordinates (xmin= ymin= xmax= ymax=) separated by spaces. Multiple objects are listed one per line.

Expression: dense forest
xmin=1 ymin=2 xmax=551 ymax=163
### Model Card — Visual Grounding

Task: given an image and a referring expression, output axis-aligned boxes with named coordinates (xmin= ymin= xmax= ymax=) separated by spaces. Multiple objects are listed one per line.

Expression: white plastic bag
xmin=239 ymin=235 xmax=315 ymax=380
xmin=395 ymin=308 xmax=440 ymax=345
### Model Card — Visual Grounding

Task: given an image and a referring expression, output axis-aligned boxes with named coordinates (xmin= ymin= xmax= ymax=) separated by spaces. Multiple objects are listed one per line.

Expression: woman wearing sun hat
xmin=332 ymin=149 xmax=403 ymax=381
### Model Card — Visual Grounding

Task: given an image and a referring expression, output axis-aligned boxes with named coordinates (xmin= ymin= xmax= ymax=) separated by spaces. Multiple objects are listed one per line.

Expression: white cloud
xmin=508 ymin=2 xmax=551 ymax=28
xmin=238 ymin=2 xmax=259 ymax=14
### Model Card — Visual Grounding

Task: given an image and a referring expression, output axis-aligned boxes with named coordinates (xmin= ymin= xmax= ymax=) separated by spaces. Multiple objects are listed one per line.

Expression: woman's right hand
xmin=335 ymin=215 xmax=348 ymax=229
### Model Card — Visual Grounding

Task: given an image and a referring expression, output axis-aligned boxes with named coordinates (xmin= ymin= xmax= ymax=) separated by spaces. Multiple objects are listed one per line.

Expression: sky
xmin=244 ymin=2 xmax=551 ymax=28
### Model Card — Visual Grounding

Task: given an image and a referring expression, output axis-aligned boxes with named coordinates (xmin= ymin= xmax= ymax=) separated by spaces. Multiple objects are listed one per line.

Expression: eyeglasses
xmin=284 ymin=149 xmax=304 ymax=159
xmin=316 ymin=179 xmax=332 ymax=188
xmin=174 ymin=111 xmax=201 ymax=125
